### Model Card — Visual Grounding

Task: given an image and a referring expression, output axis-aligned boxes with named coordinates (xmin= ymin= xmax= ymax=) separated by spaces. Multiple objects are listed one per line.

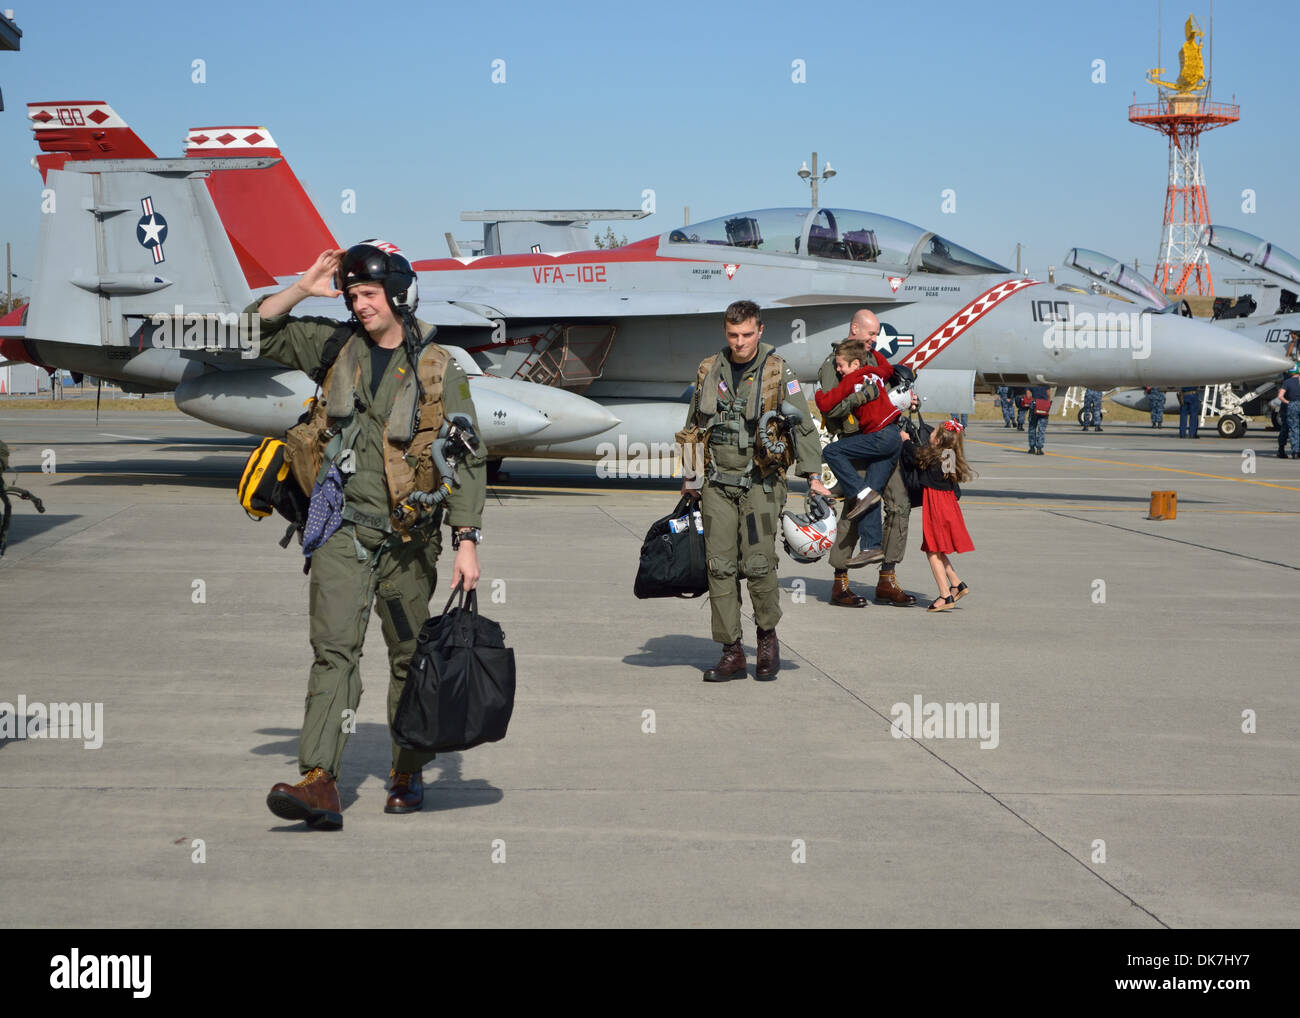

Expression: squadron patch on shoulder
xmin=459 ymin=381 xmax=471 ymax=400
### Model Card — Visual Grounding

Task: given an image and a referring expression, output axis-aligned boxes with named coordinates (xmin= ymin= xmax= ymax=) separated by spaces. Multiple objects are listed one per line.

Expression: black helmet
xmin=336 ymin=239 xmax=418 ymax=316
xmin=891 ymin=362 xmax=916 ymax=387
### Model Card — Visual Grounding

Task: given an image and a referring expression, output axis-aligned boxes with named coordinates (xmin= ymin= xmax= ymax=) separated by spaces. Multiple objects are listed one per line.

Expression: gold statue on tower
xmin=1147 ymin=14 xmax=1207 ymax=94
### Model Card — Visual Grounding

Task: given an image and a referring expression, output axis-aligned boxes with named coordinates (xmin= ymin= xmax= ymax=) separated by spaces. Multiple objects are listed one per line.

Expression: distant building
xmin=0 ymin=363 xmax=48 ymax=395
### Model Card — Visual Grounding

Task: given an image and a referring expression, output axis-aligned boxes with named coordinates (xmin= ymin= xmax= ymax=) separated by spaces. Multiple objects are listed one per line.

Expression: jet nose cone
xmin=1144 ymin=315 xmax=1292 ymax=384
xmin=471 ymin=376 xmax=621 ymax=444
xmin=467 ymin=384 xmax=551 ymax=444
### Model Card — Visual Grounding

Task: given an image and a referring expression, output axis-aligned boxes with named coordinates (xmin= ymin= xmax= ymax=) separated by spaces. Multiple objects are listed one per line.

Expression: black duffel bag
xmin=393 ymin=584 xmax=516 ymax=753
xmin=634 ymin=494 xmax=709 ymax=599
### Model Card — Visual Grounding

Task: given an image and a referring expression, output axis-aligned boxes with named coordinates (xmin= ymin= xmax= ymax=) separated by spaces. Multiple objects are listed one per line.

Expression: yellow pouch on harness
xmin=238 ymin=438 xmax=293 ymax=519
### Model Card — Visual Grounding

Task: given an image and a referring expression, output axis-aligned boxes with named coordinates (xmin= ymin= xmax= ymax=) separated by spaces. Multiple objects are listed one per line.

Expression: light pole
xmin=797 ymin=151 xmax=836 ymax=208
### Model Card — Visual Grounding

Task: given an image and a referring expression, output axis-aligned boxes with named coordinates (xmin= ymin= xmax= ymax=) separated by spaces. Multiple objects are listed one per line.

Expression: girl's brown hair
xmin=916 ymin=425 xmax=977 ymax=483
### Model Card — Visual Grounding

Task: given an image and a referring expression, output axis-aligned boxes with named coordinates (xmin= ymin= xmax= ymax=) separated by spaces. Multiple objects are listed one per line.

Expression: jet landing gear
xmin=1216 ymin=415 xmax=1247 ymax=439
xmin=486 ymin=457 xmax=505 ymax=483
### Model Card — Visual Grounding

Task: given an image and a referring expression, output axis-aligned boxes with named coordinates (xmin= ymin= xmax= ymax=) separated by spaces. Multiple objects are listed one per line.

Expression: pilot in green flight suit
xmin=680 ymin=300 xmax=827 ymax=682
xmin=248 ymin=243 xmax=485 ymax=830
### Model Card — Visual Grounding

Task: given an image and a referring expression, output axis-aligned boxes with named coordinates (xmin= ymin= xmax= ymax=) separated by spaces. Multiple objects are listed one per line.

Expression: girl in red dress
xmin=900 ymin=418 xmax=975 ymax=612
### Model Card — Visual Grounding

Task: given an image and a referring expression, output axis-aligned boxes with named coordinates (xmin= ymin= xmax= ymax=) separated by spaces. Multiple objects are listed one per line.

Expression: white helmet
xmin=781 ymin=493 xmax=838 ymax=563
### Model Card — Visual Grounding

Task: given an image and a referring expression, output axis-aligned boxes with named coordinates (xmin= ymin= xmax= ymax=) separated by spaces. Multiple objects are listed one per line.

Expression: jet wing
xmin=413 ymin=287 xmax=911 ymax=321
xmin=271 ymin=293 xmax=501 ymax=329
xmin=414 ymin=236 xmax=913 ymax=320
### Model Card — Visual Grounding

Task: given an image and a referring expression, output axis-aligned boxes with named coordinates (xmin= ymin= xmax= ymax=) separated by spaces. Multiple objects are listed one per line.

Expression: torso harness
xmin=285 ymin=325 xmax=478 ymax=563
xmin=689 ymin=347 xmax=803 ymax=492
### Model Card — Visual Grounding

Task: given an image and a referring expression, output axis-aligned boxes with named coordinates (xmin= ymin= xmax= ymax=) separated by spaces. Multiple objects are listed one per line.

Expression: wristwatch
xmin=451 ymin=527 xmax=482 ymax=549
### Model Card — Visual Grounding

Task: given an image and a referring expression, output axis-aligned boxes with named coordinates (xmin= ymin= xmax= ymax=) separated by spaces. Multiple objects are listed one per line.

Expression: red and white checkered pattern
xmin=900 ymin=277 xmax=1040 ymax=372
xmin=185 ymin=126 xmax=279 ymax=151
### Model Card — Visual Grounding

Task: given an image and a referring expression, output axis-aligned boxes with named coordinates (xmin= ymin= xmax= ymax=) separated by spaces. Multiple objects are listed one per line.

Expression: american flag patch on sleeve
xmin=787 ymin=380 xmax=800 ymax=395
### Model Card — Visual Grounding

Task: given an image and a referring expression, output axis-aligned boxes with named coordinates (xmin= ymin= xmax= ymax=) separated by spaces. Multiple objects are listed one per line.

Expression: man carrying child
xmin=815 ymin=314 xmax=905 ymax=559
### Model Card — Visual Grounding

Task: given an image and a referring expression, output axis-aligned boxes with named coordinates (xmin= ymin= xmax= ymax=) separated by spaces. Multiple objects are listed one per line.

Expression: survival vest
xmin=676 ymin=345 xmax=797 ymax=482
xmin=816 ymin=351 xmax=862 ymax=438
xmin=283 ymin=326 xmax=450 ymax=537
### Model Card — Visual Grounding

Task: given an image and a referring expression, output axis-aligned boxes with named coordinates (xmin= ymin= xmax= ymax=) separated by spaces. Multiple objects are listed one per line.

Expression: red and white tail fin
xmin=185 ymin=126 xmax=339 ymax=283
xmin=26 ymin=102 xmax=339 ymax=290
xmin=27 ymin=101 xmax=156 ymax=181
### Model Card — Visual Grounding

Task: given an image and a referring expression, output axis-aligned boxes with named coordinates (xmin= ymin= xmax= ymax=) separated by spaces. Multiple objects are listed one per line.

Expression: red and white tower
xmin=1129 ymin=12 xmax=1238 ymax=297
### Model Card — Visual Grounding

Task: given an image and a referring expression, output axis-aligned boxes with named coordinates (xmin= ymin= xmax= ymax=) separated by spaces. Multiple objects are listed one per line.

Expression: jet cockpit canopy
xmin=663 ymin=207 xmax=1010 ymax=276
xmin=1201 ymin=225 xmax=1300 ymax=290
xmin=1065 ymin=248 xmax=1174 ymax=311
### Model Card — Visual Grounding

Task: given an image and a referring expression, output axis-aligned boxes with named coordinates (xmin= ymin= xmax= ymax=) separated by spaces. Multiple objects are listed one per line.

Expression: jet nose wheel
xmin=1216 ymin=415 xmax=1247 ymax=439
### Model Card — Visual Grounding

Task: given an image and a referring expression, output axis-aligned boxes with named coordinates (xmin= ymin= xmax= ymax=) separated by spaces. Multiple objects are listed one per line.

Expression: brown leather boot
xmin=703 ymin=642 xmax=746 ymax=682
xmin=755 ymin=627 xmax=780 ymax=681
xmin=267 ymin=766 xmax=342 ymax=829
xmin=875 ymin=569 xmax=916 ymax=606
xmin=385 ymin=769 xmax=424 ymax=814
xmin=831 ymin=571 xmax=867 ymax=607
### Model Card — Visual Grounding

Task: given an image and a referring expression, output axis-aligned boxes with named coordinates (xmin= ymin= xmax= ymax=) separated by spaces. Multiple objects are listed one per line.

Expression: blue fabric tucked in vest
xmin=302 ymin=464 xmax=346 ymax=557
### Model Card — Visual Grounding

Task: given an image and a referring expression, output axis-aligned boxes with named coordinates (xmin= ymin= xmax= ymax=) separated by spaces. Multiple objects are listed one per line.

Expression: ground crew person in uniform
xmin=1146 ymin=386 xmax=1166 ymax=428
xmin=248 ymin=243 xmax=485 ymax=829
xmin=1014 ymin=386 xmax=1029 ymax=430
xmin=1026 ymin=384 xmax=1052 ymax=454
xmin=679 ymin=300 xmax=826 ymax=682
xmin=996 ymin=385 xmax=1015 ymax=428
xmin=1081 ymin=388 xmax=1103 ymax=431
xmin=1179 ymin=386 xmax=1201 ymax=438
xmin=1279 ymin=368 xmax=1300 ymax=459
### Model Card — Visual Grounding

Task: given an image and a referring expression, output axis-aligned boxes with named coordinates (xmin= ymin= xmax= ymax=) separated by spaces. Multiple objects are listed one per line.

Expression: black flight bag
xmin=393 ymin=585 xmax=517 ymax=754
xmin=633 ymin=494 xmax=709 ymax=599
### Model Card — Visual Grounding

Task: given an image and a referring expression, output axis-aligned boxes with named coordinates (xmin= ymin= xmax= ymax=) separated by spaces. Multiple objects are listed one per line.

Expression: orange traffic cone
xmin=1147 ymin=490 xmax=1177 ymax=520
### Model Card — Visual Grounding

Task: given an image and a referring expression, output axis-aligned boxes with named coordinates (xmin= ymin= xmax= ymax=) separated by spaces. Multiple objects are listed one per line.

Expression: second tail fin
xmin=185 ymin=126 xmax=339 ymax=281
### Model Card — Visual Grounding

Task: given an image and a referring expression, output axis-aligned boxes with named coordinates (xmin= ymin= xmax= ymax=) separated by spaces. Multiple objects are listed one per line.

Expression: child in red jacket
xmin=900 ymin=418 xmax=975 ymax=612
xmin=815 ymin=338 xmax=904 ymax=523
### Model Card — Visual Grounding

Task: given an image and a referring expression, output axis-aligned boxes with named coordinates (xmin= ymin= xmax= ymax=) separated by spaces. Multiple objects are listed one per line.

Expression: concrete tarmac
xmin=0 ymin=410 xmax=1296 ymax=928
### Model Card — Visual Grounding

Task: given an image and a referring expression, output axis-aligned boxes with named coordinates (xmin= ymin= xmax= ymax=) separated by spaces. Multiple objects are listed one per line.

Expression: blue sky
xmin=2 ymin=0 xmax=1296 ymax=295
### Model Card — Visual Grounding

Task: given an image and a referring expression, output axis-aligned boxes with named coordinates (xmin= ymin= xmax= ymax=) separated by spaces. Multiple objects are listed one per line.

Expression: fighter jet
xmin=10 ymin=100 xmax=1290 ymax=469
xmin=3 ymin=102 xmax=617 ymax=457
xmin=1198 ymin=225 xmax=1300 ymax=349
xmin=401 ymin=207 xmax=1288 ymax=459
xmin=1065 ymin=236 xmax=1297 ymax=435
